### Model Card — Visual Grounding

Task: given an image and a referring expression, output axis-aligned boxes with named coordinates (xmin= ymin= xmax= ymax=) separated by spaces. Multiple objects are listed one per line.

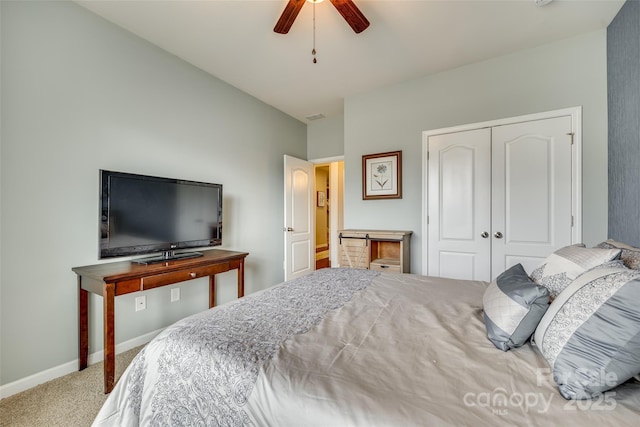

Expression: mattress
xmin=93 ymin=268 xmax=640 ymax=426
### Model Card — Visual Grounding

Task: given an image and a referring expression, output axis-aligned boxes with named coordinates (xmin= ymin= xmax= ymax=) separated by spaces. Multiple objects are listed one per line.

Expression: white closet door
xmin=491 ymin=116 xmax=573 ymax=278
xmin=428 ymin=128 xmax=492 ymax=281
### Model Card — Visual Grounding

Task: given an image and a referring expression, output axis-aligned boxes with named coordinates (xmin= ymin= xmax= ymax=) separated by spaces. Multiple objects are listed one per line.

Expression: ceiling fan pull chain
xmin=312 ymin=1 xmax=317 ymax=63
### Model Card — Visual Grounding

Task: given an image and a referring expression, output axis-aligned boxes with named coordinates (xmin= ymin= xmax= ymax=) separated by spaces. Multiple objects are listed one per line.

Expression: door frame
xmin=421 ymin=107 xmax=583 ymax=275
xmin=310 ymin=156 xmax=345 ymax=268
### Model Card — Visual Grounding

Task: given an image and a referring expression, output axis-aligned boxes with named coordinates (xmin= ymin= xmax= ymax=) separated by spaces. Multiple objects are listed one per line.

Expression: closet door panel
xmin=440 ymin=146 xmax=475 ymax=240
xmin=439 ymin=252 xmax=477 ymax=280
xmin=505 ymin=255 xmax=545 ymax=277
xmin=491 ymin=116 xmax=573 ymax=277
xmin=503 ymin=138 xmax=551 ymax=243
xmin=428 ymin=128 xmax=491 ymax=281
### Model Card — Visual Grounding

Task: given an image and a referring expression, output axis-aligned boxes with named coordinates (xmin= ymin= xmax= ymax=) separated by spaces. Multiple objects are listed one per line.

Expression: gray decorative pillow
xmin=533 ymin=266 xmax=640 ymax=399
xmin=483 ymin=263 xmax=550 ymax=351
xmin=596 ymin=239 xmax=640 ymax=270
xmin=530 ymin=245 xmax=621 ymax=299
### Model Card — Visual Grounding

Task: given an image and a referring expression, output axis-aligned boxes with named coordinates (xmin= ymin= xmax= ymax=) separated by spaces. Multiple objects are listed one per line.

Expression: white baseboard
xmin=0 ymin=329 xmax=163 ymax=399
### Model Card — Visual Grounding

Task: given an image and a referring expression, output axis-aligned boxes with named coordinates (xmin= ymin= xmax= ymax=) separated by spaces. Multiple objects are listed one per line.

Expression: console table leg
xmin=238 ymin=259 xmax=245 ymax=298
xmin=78 ymin=278 xmax=88 ymax=371
xmin=209 ymin=275 xmax=216 ymax=308
xmin=103 ymin=283 xmax=116 ymax=393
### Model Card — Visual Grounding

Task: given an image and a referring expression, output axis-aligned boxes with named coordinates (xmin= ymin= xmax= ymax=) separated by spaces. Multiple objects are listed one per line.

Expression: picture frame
xmin=362 ymin=150 xmax=402 ymax=200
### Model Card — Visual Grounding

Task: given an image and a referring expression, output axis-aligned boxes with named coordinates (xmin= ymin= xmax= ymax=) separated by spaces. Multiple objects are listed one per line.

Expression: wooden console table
xmin=73 ymin=249 xmax=248 ymax=393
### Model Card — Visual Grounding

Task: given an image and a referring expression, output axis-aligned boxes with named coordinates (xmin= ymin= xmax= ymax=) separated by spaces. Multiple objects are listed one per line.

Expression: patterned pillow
xmin=533 ymin=266 xmax=640 ymax=399
xmin=530 ymin=245 xmax=621 ymax=299
xmin=596 ymin=239 xmax=640 ymax=270
xmin=483 ymin=263 xmax=550 ymax=351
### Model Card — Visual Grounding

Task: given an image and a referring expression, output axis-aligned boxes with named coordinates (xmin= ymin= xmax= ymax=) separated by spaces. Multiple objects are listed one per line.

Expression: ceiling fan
xmin=274 ymin=0 xmax=370 ymax=34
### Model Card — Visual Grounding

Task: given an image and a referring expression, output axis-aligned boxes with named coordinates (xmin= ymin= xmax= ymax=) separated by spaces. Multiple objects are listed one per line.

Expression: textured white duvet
xmin=94 ymin=269 xmax=640 ymax=426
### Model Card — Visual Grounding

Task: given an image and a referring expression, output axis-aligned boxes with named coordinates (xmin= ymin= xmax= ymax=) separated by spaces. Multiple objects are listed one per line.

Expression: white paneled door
xmin=284 ymin=155 xmax=315 ymax=281
xmin=491 ymin=116 xmax=573 ymax=277
xmin=426 ymin=112 xmax=577 ymax=282
xmin=428 ymin=128 xmax=492 ymax=280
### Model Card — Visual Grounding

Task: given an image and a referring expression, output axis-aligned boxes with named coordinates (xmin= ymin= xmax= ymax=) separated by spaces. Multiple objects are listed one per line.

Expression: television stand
xmin=73 ymin=248 xmax=248 ymax=393
xmin=132 ymin=250 xmax=203 ymax=265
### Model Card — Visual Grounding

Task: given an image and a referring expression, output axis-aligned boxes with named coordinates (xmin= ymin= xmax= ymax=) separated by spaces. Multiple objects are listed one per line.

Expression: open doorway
xmin=314 ymin=160 xmax=344 ymax=270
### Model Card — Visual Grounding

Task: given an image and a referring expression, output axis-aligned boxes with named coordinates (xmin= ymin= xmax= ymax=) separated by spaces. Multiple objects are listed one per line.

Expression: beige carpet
xmin=0 ymin=345 xmax=143 ymax=427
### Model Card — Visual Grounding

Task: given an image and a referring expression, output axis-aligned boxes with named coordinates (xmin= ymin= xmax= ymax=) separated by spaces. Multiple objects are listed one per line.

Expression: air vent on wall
xmin=305 ymin=113 xmax=325 ymax=121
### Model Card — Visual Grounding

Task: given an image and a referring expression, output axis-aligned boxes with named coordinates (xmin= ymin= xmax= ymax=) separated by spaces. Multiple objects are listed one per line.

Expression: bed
xmin=93 ymin=241 xmax=640 ymax=426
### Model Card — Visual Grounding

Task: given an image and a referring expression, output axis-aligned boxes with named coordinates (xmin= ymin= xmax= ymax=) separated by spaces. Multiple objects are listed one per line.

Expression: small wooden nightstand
xmin=338 ymin=230 xmax=412 ymax=273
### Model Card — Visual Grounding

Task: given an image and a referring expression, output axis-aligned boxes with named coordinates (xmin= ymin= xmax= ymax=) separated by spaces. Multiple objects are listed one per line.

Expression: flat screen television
xmin=99 ymin=170 xmax=223 ymax=264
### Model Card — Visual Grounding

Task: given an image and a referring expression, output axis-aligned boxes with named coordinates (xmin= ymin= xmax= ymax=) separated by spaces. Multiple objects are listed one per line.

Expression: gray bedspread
xmin=94 ymin=268 xmax=640 ymax=426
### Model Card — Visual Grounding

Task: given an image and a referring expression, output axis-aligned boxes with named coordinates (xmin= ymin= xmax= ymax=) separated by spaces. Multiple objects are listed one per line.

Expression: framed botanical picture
xmin=362 ymin=150 xmax=402 ymax=200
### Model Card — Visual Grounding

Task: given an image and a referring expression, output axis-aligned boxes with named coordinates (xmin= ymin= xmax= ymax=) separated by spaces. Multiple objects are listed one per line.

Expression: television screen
xmin=100 ymin=170 xmax=222 ymax=263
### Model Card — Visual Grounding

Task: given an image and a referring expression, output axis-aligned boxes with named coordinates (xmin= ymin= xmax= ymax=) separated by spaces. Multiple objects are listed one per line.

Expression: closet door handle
xmin=481 ymin=232 xmax=489 ymax=238
xmin=494 ymin=232 xmax=503 ymax=239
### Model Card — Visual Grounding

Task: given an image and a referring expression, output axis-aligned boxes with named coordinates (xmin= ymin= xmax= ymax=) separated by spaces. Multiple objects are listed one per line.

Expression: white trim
xmin=309 ymin=157 xmax=345 ymax=268
xmin=422 ymin=107 xmax=582 ymax=139
xmin=329 ymin=162 xmax=342 ymax=267
xmin=309 ymin=155 xmax=344 ymax=164
xmin=422 ymin=106 xmax=583 ymax=275
xmin=0 ymin=329 xmax=162 ymax=399
xmin=422 ymin=133 xmax=428 ymax=275
xmin=570 ymin=107 xmax=583 ymax=244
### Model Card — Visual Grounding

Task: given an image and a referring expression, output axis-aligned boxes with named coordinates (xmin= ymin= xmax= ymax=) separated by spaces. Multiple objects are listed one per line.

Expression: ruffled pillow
xmin=534 ymin=266 xmax=640 ymax=399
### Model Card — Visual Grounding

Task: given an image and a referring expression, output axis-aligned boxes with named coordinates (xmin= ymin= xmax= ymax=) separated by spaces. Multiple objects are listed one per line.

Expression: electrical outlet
xmin=135 ymin=296 xmax=146 ymax=311
xmin=171 ymin=288 xmax=180 ymax=302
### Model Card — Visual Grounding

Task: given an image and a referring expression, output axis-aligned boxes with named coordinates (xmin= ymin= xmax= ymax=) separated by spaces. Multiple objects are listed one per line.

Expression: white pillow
xmin=596 ymin=239 xmax=640 ymax=270
xmin=530 ymin=244 xmax=621 ymax=299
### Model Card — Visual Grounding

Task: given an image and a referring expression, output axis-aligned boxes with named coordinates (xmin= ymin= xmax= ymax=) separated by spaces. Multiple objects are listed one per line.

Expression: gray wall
xmin=607 ymin=0 xmax=640 ymax=247
xmin=307 ymin=116 xmax=344 ymax=160
xmin=0 ymin=1 xmax=306 ymax=386
xmin=344 ymin=30 xmax=609 ymax=273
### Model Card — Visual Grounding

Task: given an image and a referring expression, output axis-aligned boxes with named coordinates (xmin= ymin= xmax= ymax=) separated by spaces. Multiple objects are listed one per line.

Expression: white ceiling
xmin=76 ymin=0 xmax=624 ymax=123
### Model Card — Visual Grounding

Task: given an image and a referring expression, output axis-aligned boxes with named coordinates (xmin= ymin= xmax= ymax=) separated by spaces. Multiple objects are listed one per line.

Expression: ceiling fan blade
xmin=274 ymin=0 xmax=306 ymax=34
xmin=329 ymin=0 xmax=370 ymax=34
